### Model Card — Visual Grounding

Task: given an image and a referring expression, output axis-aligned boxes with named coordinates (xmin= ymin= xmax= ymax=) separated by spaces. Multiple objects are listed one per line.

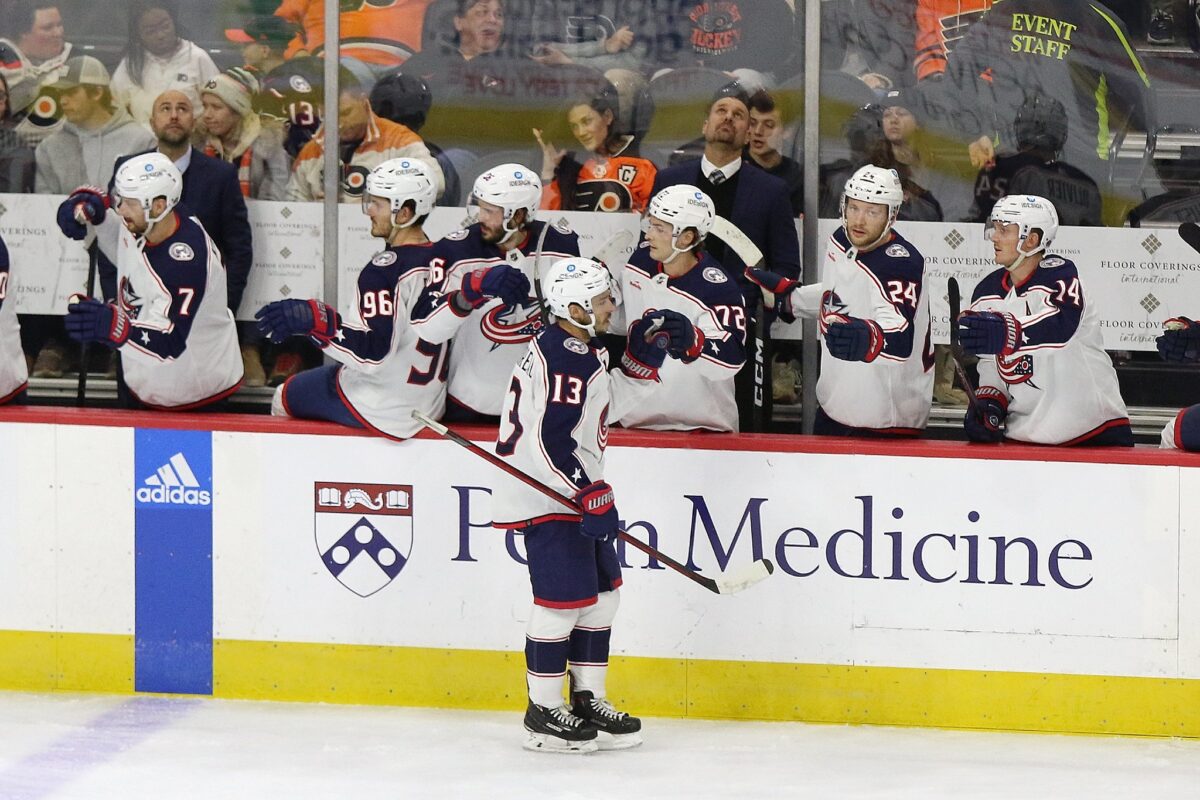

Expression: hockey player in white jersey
xmin=57 ymin=153 xmax=242 ymax=409
xmin=255 ymin=158 xmax=447 ymax=440
xmin=1156 ymin=318 xmax=1200 ymax=450
xmin=0 ymin=233 xmax=28 ymax=404
xmin=746 ymin=165 xmax=933 ymax=436
xmin=957 ymin=195 xmax=1132 ymax=446
xmin=491 ymin=257 xmax=668 ymax=754
xmin=411 ymin=163 xmax=578 ymax=423
xmin=613 ymin=185 xmax=746 ymax=431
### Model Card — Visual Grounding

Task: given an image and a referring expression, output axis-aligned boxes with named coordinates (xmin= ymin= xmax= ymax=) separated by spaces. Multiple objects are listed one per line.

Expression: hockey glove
xmin=744 ymin=267 xmax=798 ymax=322
xmin=460 ymin=265 xmax=530 ymax=308
xmin=653 ymin=308 xmax=705 ymax=361
xmin=1157 ymin=317 xmax=1200 ymax=362
xmin=575 ymin=481 xmax=619 ymax=543
xmin=255 ymin=299 xmax=340 ymax=344
xmin=623 ymin=314 xmax=669 ymax=380
xmin=958 ymin=311 xmax=1021 ymax=356
xmin=56 ymin=186 xmax=108 ymax=241
xmin=824 ymin=317 xmax=884 ymax=362
xmin=963 ymin=390 xmax=1007 ymax=443
xmin=65 ymin=297 xmax=130 ymax=348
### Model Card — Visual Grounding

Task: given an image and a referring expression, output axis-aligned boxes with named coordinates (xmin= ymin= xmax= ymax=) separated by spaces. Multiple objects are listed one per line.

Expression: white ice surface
xmin=0 ymin=691 xmax=1196 ymax=799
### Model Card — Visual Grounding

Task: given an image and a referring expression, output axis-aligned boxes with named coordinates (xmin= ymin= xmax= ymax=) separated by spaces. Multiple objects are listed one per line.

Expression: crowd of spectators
xmin=0 ymin=0 xmax=1194 ymax=440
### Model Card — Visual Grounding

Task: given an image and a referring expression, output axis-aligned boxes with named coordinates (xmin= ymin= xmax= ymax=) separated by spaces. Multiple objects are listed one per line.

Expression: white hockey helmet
xmin=112 ymin=152 xmax=183 ymax=230
xmin=470 ymin=163 xmax=541 ymax=242
xmin=840 ymin=164 xmax=903 ymax=249
xmin=646 ymin=184 xmax=714 ymax=263
xmin=986 ymin=194 xmax=1058 ymax=271
xmin=362 ymin=157 xmax=437 ymax=228
xmin=542 ymin=257 xmax=614 ymax=338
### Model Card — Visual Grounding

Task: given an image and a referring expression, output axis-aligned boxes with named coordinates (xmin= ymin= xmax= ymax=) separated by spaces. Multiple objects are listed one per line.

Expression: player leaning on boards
xmin=612 ymin=184 xmax=747 ymax=431
xmin=491 ymin=257 xmax=669 ymax=754
xmin=747 ymin=165 xmax=933 ymax=437
xmin=56 ymin=154 xmax=243 ymax=409
xmin=255 ymin=158 xmax=448 ymax=439
xmin=0 ymin=232 xmax=29 ymax=405
xmin=956 ymin=195 xmax=1132 ymax=446
xmin=411 ymin=163 xmax=578 ymax=424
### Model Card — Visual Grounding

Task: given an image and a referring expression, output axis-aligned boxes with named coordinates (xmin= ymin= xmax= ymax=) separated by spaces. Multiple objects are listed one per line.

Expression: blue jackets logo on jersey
xmin=480 ymin=304 xmax=543 ymax=346
xmin=314 ymin=482 xmax=413 ymax=597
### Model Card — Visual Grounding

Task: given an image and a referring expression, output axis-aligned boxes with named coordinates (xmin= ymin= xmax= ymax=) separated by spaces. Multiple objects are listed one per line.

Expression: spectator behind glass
xmin=968 ymin=95 xmax=1101 ymax=227
xmin=224 ymin=15 xmax=296 ymax=77
xmin=523 ymin=1 xmax=662 ymax=74
xmin=400 ymin=0 xmax=509 ymax=95
xmin=0 ymin=2 xmax=74 ymax=146
xmin=110 ymin=1 xmax=219 ymax=126
xmin=821 ymin=0 xmax=916 ymax=93
xmin=0 ymin=73 xmax=35 ymax=192
xmin=678 ymin=0 xmax=800 ymax=81
xmin=745 ymin=89 xmax=802 ymax=216
xmin=533 ymin=83 xmax=657 ymax=213
xmin=34 ymin=56 xmax=155 ymax=193
xmin=199 ymin=69 xmax=290 ymax=201
xmin=914 ymin=0 xmax=992 ymax=82
xmin=286 ymin=68 xmax=445 ymax=202
xmin=819 ymin=104 xmax=943 ymax=223
xmin=273 ymin=0 xmax=434 ymax=67
xmin=25 ymin=56 xmax=155 ymax=382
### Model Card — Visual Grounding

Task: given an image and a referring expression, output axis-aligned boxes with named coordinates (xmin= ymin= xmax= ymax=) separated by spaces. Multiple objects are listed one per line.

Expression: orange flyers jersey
xmin=915 ymin=0 xmax=993 ymax=81
xmin=543 ymin=155 xmax=657 ymax=213
xmin=276 ymin=0 xmax=434 ymax=66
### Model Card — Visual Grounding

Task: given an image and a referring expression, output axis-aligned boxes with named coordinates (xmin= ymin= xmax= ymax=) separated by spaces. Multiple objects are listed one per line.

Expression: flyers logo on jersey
xmin=314 ymin=482 xmax=413 ymax=597
xmin=480 ymin=304 xmax=543 ymax=346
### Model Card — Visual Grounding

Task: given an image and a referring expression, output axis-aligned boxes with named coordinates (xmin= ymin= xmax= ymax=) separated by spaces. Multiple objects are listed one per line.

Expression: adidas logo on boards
xmin=136 ymin=452 xmax=211 ymax=506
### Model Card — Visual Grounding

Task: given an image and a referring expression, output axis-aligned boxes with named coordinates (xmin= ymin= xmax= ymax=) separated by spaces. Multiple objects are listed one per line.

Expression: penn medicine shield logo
xmin=314 ymin=482 xmax=413 ymax=597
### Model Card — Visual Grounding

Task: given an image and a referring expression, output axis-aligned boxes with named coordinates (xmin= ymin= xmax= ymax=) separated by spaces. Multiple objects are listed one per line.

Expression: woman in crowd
xmin=533 ymin=84 xmax=656 ymax=213
xmin=198 ymin=68 xmax=290 ymax=202
xmin=111 ymin=1 xmax=218 ymax=125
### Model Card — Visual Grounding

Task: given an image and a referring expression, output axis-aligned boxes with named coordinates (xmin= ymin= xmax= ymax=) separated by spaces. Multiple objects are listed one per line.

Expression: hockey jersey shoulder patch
xmin=168 ymin=242 xmax=195 ymax=261
xmin=552 ymin=217 xmax=573 ymax=235
xmin=445 ymin=228 xmax=469 ymax=241
xmin=702 ymin=266 xmax=728 ymax=284
xmin=371 ymin=250 xmax=398 ymax=267
xmin=563 ymin=337 xmax=589 ymax=355
xmin=885 ymin=243 xmax=910 ymax=259
xmin=1041 ymin=256 xmax=1067 ymax=268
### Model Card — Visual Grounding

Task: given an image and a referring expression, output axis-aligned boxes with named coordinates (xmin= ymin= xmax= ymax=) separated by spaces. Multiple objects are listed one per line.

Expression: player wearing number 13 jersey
xmin=256 ymin=158 xmax=447 ymax=439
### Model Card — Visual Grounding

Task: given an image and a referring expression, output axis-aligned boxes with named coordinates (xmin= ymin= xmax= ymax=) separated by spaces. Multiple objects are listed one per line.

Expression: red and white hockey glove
xmin=64 ymin=296 xmax=130 ymax=348
xmin=574 ymin=480 xmax=618 ymax=543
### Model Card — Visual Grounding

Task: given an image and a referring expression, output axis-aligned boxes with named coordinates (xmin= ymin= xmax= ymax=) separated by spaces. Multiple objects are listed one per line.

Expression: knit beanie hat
xmin=201 ymin=68 xmax=258 ymax=118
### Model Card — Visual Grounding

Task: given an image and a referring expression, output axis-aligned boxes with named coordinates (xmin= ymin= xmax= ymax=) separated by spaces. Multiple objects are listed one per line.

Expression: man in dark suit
xmin=108 ymin=90 xmax=257 ymax=383
xmin=650 ymin=84 xmax=800 ymax=430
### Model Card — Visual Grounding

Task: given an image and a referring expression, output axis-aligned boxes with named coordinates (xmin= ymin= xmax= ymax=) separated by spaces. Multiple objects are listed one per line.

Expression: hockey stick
xmin=412 ymin=410 xmax=774 ymax=595
xmin=587 ymin=228 xmax=636 ymax=273
xmin=948 ymin=278 xmax=1000 ymax=429
xmin=710 ymin=216 xmax=768 ymax=432
xmin=530 ymin=220 xmax=553 ymax=328
xmin=1179 ymin=222 xmax=1200 ymax=254
xmin=75 ymin=203 xmax=100 ymax=405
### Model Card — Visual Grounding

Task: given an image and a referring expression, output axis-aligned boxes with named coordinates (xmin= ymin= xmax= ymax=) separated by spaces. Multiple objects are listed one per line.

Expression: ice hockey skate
xmin=522 ymin=702 xmax=599 ymax=754
xmin=571 ymin=690 xmax=643 ymax=750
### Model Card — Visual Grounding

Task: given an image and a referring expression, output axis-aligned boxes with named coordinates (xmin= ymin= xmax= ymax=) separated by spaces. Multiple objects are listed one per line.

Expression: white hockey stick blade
xmin=710 ymin=215 xmax=764 ymax=267
xmin=713 ymin=558 xmax=775 ymax=594
xmin=411 ymin=409 xmax=449 ymax=436
xmin=589 ymin=228 xmax=637 ymax=271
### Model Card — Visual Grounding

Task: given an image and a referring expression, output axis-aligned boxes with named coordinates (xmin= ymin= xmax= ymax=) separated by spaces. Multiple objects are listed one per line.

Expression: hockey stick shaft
xmin=76 ymin=241 xmax=98 ymax=405
xmin=710 ymin=216 xmax=769 ymax=432
xmin=948 ymin=278 xmax=1002 ymax=430
xmin=412 ymin=410 xmax=749 ymax=594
